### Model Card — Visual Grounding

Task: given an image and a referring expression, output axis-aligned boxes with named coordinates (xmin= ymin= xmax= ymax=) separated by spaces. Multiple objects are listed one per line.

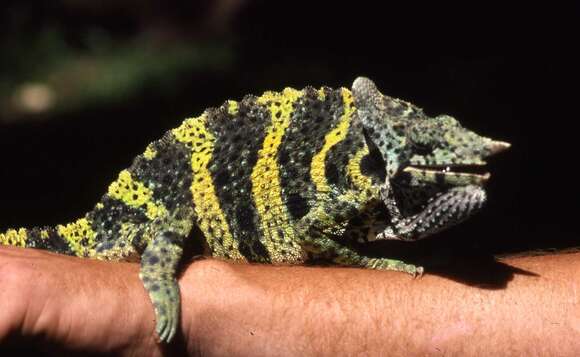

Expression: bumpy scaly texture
xmin=0 ymin=77 xmax=509 ymax=343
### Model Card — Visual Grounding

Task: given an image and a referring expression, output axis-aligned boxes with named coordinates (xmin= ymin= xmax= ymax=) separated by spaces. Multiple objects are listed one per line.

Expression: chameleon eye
xmin=411 ymin=141 xmax=432 ymax=156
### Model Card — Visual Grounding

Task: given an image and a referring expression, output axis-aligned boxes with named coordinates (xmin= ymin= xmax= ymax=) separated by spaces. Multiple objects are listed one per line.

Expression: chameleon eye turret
xmin=1 ymin=76 xmax=510 ymax=343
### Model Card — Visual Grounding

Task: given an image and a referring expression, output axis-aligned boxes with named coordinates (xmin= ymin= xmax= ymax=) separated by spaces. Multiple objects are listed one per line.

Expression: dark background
xmin=0 ymin=1 xmax=578 ymax=263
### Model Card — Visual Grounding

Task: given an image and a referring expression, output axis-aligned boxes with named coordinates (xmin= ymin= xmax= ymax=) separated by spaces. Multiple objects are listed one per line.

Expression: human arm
xmin=1 ymin=246 xmax=579 ymax=356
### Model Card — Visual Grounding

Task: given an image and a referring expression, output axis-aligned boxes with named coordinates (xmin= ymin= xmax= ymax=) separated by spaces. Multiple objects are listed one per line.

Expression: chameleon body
xmin=0 ymin=77 xmax=509 ymax=342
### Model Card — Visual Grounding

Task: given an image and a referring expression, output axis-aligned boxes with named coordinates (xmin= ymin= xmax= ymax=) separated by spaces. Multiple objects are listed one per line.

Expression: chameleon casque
xmin=0 ymin=77 xmax=509 ymax=342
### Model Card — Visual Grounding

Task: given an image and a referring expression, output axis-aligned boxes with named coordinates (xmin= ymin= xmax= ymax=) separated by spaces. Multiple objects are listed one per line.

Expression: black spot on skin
xmin=286 ymin=193 xmax=310 ymax=220
xmin=325 ymin=162 xmax=340 ymax=186
xmin=150 ymin=284 xmax=160 ymax=292
xmin=148 ymin=255 xmax=160 ymax=265
xmin=235 ymin=204 xmax=256 ymax=234
xmin=214 ymin=170 xmax=230 ymax=186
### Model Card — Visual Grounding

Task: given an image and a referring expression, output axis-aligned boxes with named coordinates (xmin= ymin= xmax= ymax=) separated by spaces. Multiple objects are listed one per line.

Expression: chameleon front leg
xmin=377 ymin=184 xmax=487 ymax=241
xmin=139 ymin=230 xmax=186 ymax=343
xmin=303 ymin=234 xmax=423 ymax=276
xmin=297 ymin=192 xmax=422 ymax=276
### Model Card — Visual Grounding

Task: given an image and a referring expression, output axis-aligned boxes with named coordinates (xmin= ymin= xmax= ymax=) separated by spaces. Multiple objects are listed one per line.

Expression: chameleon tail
xmin=0 ymin=217 xmax=97 ymax=257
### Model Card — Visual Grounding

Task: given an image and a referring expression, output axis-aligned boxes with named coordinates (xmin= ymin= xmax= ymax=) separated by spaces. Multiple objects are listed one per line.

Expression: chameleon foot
xmin=140 ymin=272 xmax=181 ymax=343
xmin=139 ymin=230 xmax=186 ymax=343
xmin=365 ymin=257 xmax=424 ymax=277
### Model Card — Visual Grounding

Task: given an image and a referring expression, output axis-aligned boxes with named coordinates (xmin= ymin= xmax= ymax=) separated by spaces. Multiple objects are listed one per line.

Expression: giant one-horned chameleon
xmin=0 ymin=77 xmax=510 ymax=342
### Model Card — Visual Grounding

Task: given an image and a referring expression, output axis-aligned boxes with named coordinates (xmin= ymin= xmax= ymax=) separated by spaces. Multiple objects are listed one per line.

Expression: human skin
xmin=0 ymin=246 xmax=579 ymax=356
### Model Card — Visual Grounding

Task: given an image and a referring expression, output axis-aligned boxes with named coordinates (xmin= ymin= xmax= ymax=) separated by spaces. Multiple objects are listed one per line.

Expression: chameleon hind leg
xmin=377 ymin=184 xmax=487 ymax=241
xmin=138 ymin=206 xmax=194 ymax=343
xmin=140 ymin=230 xmax=186 ymax=343
xmin=297 ymin=191 xmax=422 ymax=276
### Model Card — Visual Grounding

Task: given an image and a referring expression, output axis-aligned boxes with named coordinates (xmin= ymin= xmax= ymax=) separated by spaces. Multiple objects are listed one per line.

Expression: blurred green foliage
xmin=0 ymin=0 xmax=238 ymax=122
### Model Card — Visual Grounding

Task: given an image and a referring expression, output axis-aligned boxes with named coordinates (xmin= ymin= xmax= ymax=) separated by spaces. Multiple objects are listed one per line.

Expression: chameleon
xmin=0 ymin=77 xmax=510 ymax=343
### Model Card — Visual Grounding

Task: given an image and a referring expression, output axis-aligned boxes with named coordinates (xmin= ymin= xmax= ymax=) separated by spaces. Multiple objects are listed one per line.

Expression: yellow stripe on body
xmin=143 ymin=144 xmax=157 ymax=160
xmin=227 ymin=100 xmax=238 ymax=115
xmin=303 ymin=147 xmax=377 ymax=239
xmin=310 ymin=88 xmax=356 ymax=193
xmin=172 ymin=114 xmax=245 ymax=261
xmin=107 ymin=170 xmax=168 ymax=220
xmin=346 ymin=146 xmax=380 ymax=202
xmin=0 ymin=228 xmax=27 ymax=247
xmin=306 ymin=89 xmax=373 ymax=238
xmin=346 ymin=147 xmax=374 ymax=192
xmin=251 ymin=88 xmax=304 ymax=263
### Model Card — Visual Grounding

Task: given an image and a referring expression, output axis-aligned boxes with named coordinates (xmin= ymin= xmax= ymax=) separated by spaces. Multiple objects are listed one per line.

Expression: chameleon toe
xmin=154 ymin=296 xmax=179 ymax=343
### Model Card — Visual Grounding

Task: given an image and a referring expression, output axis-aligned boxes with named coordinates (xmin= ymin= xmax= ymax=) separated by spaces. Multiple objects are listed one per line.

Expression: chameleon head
xmin=351 ymin=76 xmax=510 ymax=187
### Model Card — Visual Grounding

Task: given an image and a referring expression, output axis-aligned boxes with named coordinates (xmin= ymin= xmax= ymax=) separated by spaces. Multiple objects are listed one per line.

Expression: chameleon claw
xmin=156 ymin=314 xmax=168 ymax=342
xmin=154 ymin=299 xmax=179 ymax=343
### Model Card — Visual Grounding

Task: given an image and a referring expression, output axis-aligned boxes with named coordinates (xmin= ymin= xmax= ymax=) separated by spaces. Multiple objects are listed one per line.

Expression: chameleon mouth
xmin=402 ymin=164 xmax=490 ymax=186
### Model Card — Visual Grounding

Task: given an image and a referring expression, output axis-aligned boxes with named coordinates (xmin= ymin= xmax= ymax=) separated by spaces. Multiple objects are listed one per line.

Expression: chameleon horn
xmin=486 ymin=140 xmax=511 ymax=155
